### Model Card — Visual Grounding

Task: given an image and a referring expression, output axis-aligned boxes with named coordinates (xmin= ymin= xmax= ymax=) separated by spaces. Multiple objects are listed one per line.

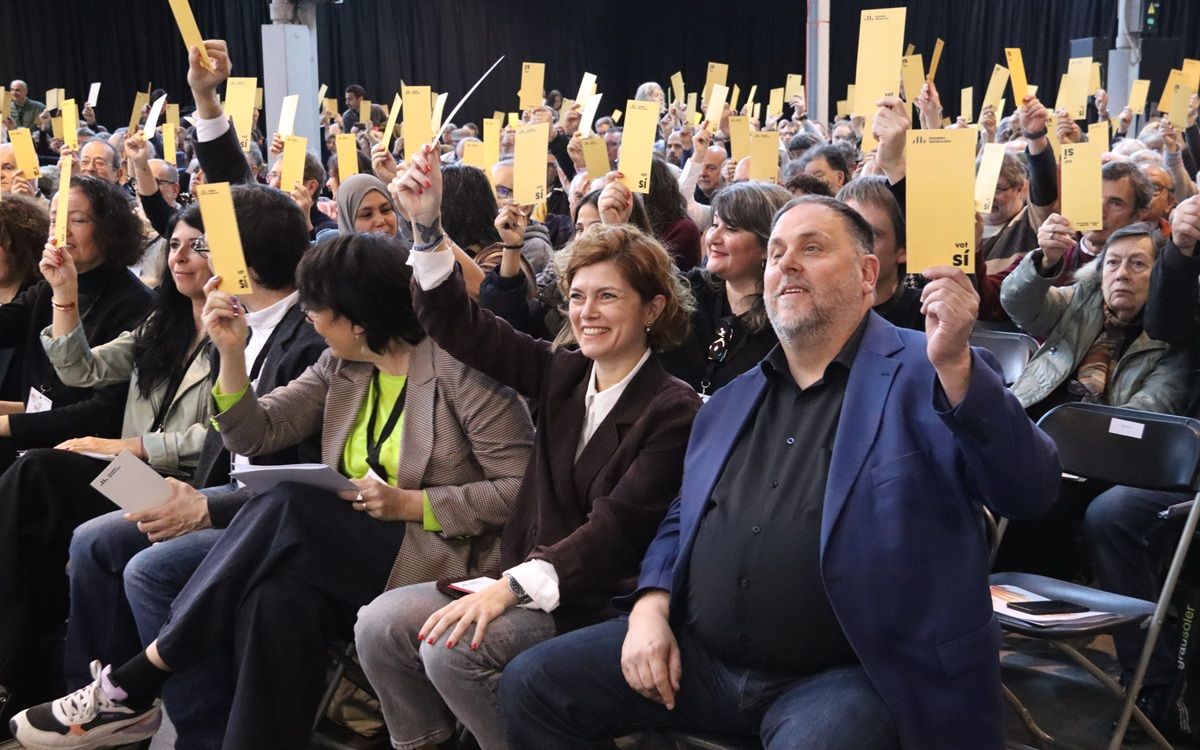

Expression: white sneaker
xmin=9 ymin=660 xmax=161 ymax=749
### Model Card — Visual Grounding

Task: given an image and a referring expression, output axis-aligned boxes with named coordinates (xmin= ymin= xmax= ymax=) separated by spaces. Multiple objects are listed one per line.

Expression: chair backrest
xmin=1038 ymin=403 xmax=1200 ymax=493
xmin=969 ymin=329 xmax=1040 ymax=385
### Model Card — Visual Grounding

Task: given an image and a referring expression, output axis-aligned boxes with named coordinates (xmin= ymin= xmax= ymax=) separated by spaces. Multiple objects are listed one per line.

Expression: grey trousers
xmin=355 ymin=582 xmax=557 ymax=750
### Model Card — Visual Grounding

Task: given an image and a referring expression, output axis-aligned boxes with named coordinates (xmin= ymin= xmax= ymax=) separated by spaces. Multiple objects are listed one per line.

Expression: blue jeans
xmin=501 ymin=618 xmax=898 ymax=750
xmin=65 ymin=485 xmax=233 ymax=750
xmin=1083 ymin=485 xmax=1190 ymax=686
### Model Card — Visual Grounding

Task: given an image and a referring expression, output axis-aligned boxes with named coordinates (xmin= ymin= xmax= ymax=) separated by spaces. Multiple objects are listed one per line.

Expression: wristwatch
xmin=505 ymin=573 xmax=533 ymax=605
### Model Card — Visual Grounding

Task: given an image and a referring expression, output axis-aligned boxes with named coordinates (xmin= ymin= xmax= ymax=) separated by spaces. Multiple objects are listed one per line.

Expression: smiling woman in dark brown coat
xmin=352 ymin=143 xmax=702 ymax=750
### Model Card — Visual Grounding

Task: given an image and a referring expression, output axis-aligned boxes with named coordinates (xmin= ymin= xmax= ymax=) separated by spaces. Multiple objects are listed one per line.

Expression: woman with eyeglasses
xmin=13 ymin=232 xmax=534 ymax=750
xmin=0 ymin=202 xmax=212 ymax=725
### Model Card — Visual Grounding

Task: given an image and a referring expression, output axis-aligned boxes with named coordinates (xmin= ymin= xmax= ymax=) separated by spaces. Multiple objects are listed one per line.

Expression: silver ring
xmin=356 ymin=491 xmax=363 ymax=502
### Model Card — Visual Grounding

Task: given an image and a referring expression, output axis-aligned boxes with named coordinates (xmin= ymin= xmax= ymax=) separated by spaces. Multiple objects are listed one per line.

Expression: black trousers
xmin=0 ymin=449 xmax=115 ymax=714
xmin=155 ymin=482 xmax=405 ymax=750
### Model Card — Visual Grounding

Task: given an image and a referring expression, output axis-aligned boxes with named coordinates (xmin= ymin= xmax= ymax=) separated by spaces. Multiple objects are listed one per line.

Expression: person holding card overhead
xmin=503 ymin=194 xmax=1060 ymax=750
xmin=0 ymin=176 xmax=152 ymax=469
xmin=348 ymin=145 xmax=699 ymax=750
xmin=14 ymin=232 xmax=532 ymax=750
xmin=0 ymin=202 xmax=212 ymax=728
xmin=58 ymin=183 xmax=324 ymax=749
xmin=1001 ymin=221 xmax=1192 ymax=418
xmin=658 ymin=181 xmax=791 ymax=396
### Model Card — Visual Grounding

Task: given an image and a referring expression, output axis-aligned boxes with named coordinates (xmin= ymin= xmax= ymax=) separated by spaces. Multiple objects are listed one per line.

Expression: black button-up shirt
xmin=685 ymin=316 xmax=867 ymax=675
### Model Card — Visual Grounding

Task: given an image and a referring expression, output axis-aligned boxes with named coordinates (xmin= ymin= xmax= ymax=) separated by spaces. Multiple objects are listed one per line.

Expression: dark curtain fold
xmin=0 ymin=0 xmax=267 ymax=131
xmin=312 ymin=0 xmax=807 ymax=127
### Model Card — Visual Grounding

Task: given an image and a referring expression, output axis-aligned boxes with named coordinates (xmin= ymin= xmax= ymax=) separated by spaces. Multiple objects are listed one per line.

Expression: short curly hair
xmin=0 ymin=195 xmax=48 ymax=287
xmin=558 ymin=224 xmax=694 ymax=352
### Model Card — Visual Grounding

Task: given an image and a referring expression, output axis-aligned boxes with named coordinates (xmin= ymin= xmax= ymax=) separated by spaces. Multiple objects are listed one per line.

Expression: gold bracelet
xmin=51 ymin=299 xmax=77 ymax=312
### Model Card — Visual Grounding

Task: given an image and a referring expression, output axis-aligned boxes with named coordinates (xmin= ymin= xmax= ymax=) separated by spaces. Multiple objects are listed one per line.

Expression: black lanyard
xmin=150 ymin=339 xmax=208 ymax=433
xmin=365 ymin=370 xmax=406 ymax=481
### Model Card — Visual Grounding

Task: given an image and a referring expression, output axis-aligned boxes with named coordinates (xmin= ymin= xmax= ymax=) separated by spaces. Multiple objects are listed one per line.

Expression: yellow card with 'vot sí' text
xmin=513 ymin=122 xmax=549 ymax=205
xmin=906 ymin=129 xmax=976 ymax=272
xmin=195 ymin=182 xmax=254 ymax=294
xmin=618 ymin=100 xmax=658 ymax=194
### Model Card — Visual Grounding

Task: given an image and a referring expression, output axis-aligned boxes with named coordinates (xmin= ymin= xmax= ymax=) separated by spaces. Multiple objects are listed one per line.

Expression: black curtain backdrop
xmin=311 ymin=0 xmax=808 ymax=127
xmin=830 ymin=0 xmax=1119 ymax=122
xmin=7 ymin=1 xmax=1200 ymax=135
xmin=0 ymin=1 xmax=268 ymax=131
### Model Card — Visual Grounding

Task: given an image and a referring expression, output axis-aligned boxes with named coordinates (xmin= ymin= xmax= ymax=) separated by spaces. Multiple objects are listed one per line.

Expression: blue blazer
xmin=634 ymin=313 xmax=1060 ymax=749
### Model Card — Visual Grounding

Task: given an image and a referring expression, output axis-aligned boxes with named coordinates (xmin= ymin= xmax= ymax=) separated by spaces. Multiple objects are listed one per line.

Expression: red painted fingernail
xmin=470 ymin=642 xmax=479 ymax=651
xmin=446 ymin=640 xmax=455 ymax=649
xmin=427 ymin=637 xmax=435 ymax=644
xmin=417 ymin=633 xmax=425 ymax=640
xmin=425 ymin=179 xmax=431 ymax=188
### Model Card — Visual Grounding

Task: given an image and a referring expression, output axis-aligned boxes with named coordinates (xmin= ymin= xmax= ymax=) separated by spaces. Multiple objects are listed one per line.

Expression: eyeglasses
xmin=155 ymin=178 xmax=178 ymax=188
xmin=1151 ymin=182 xmax=1176 ymax=197
xmin=494 ymin=185 xmax=514 ymax=199
xmin=706 ymin=319 xmax=735 ymax=365
xmin=994 ymin=182 xmax=1017 ymax=195
xmin=189 ymin=236 xmax=210 ymax=257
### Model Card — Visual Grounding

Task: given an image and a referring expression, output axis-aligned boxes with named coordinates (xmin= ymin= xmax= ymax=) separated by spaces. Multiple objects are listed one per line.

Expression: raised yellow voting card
xmin=928 ymin=38 xmax=945 ymax=81
xmin=382 ymin=93 xmax=403 ymax=152
xmin=1003 ymin=48 xmax=1032 ymax=104
xmin=225 ymin=77 xmax=257 ymax=151
xmin=618 ymin=100 xmax=658 ymax=194
xmin=905 ymin=129 xmax=976 ymax=272
xmin=728 ymin=116 xmax=751 ymax=162
xmin=167 ymin=0 xmax=212 ymax=69
xmin=1060 ymin=140 xmax=1103 ymax=231
xmin=280 ymin=135 xmax=308 ymax=191
xmin=514 ymin=122 xmax=549 ymax=205
xmin=60 ymin=99 xmax=79 ymax=150
xmin=402 ymin=86 xmax=433 ymax=161
xmin=519 ymin=62 xmax=545 ymax=110
xmin=10 ymin=129 xmax=39 ymax=178
xmin=335 ymin=133 xmax=359 ymax=181
xmin=974 ymin=142 xmax=1006 ymax=213
xmin=580 ymin=136 xmax=610 ymax=181
xmin=748 ymin=131 xmax=778 ymax=183
xmin=195 ymin=182 xmax=253 ymax=294
xmin=54 ymin=158 xmax=72 ymax=246
xmin=703 ymin=62 xmax=729 ymax=104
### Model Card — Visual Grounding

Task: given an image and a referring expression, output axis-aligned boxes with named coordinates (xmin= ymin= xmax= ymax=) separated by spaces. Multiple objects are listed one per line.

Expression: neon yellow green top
xmin=213 ymin=371 xmax=441 ymax=531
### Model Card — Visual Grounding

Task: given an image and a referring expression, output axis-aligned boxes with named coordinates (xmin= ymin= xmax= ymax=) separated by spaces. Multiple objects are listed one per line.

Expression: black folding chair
xmin=969 ymin=329 xmax=1040 ymax=386
xmin=990 ymin=403 xmax=1200 ymax=750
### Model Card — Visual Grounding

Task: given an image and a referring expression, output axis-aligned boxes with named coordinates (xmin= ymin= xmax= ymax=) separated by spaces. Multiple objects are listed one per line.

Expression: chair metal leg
xmin=1001 ymin=683 xmax=1089 ymax=750
xmin=1049 ymin=642 xmax=1172 ymax=750
xmin=312 ymin=641 xmax=355 ymax=734
xmin=991 ymin=517 xmax=1010 ymax=570
xmin=1109 ymin=490 xmax=1200 ymax=750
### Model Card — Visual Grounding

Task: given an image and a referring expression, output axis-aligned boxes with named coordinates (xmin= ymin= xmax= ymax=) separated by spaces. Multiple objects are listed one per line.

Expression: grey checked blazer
xmin=213 ymin=337 xmax=533 ymax=589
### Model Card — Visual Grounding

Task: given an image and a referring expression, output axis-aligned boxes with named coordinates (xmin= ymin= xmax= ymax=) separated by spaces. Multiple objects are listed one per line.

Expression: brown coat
xmin=414 ymin=270 xmax=701 ymax=630
xmin=213 ymin=338 xmax=533 ymax=589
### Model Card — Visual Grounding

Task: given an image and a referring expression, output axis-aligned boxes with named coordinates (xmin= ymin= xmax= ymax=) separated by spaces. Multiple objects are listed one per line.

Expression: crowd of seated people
xmin=2 ymin=26 xmax=1200 ymax=750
